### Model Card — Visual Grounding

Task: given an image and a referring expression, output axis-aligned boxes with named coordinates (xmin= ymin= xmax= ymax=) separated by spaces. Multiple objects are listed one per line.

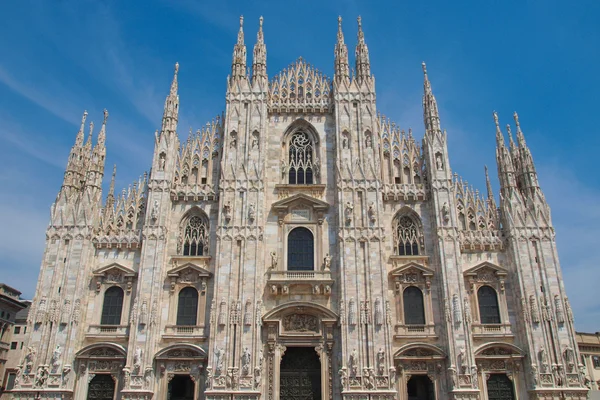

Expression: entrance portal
xmin=87 ymin=374 xmax=115 ymax=400
xmin=168 ymin=375 xmax=195 ymax=400
xmin=486 ymin=374 xmax=515 ymax=400
xmin=280 ymin=347 xmax=322 ymax=400
xmin=407 ymin=375 xmax=435 ymax=400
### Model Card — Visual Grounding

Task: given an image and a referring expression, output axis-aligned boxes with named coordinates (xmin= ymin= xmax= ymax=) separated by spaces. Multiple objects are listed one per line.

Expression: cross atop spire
xmin=334 ymin=16 xmax=349 ymax=81
xmin=252 ymin=16 xmax=267 ymax=84
xmin=231 ymin=15 xmax=247 ymax=79
xmin=422 ymin=63 xmax=441 ymax=135
xmin=354 ymin=16 xmax=371 ymax=81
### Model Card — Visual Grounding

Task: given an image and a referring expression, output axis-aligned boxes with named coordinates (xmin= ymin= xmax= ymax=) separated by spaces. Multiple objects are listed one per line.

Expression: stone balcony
xmin=0 ymin=341 xmax=9 ymax=351
xmin=162 ymin=325 xmax=207 ymax=340
xmin=394 ymin=324 xmax=437 ymax=339
xmin=472 ymin=323 xmax=513 ymax=338
xmin=86 ymin=325 xmax=129 ymax=339
xmin=382 ymin=183 xmax=427 ymax=202
xmin=267 ymin=270 xmax=334 ymax=296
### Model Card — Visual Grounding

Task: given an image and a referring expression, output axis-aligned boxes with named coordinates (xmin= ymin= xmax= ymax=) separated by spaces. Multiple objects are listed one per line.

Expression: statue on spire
xmin=334 ymin=16 xmax=349 ymax=80
xmin=354 ymin=16 xmax=371 ymax=80
xmin=252 ymin=16 xmax=267 ymax=84
xmin=231 ymin=15 xmax=247 ymax=79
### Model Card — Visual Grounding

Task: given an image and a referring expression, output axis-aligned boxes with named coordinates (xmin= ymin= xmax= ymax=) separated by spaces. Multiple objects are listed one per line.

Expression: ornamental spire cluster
xmin=334 ymin=16 xmax=349 ymax=81
xmin=252 ymin=16 xmax=267 ymax=84
xmin=354 ymin=16 xmax=371 ymax=81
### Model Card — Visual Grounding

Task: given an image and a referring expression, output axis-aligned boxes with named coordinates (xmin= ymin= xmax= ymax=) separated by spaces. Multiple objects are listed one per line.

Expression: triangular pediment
xmin=167 ymin=262 xmax=211 ymax=278
xmin=93 ymin=263 xmax=136 ymax=277
xmin=390 ymin=262 xmax=434 ymax=278
xmin=272 ymin=193 xmax=329 ymax=212
xmin=464 ymin=261 xmax=508 ymax=278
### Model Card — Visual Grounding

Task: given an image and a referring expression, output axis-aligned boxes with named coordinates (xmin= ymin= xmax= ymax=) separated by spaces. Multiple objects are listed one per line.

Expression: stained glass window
xmin=288 ymin=132 xmax=314 ymax=185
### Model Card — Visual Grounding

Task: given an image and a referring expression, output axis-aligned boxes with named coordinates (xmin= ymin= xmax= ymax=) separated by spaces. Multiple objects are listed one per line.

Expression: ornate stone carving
xmin=530 ymin=295 xmax=540 ymax=323
xmin=348 ymin=298 xmax=356 ymax=326
xmin=349 ymin=349 xmax=358 ymax=377
xmin=218 ymin=299 xmax=227 ymax=326
xmin=453 ymin=294 xmax=461 ymax=324
xmin=282 ymin=314 xmax=318 ymax=332
xmin=555 ymin=294 xmax=565 ymax=323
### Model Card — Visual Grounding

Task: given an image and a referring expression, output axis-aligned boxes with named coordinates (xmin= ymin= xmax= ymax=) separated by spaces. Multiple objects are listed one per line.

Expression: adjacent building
xmin=576 ymin=332 xmax=600 ymax=398
xmin=0 ymin=284 xmax=28 ymax=395
xmin=9 ymin=16 xmax=590 ymax=400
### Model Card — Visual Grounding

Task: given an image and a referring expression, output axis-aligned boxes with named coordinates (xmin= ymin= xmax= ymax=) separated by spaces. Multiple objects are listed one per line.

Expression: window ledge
xmin=86 ymin=325 xmax=129 ymax=338
xmin=163 ymin=325 xmax=207 ymax=340
xmin=394 ymin=324 xmax=437 ymax=339
xmin=267 ymin=270 xmax=334 ymax=296
xmin=472 ymin=323 xmax=513 ymax=338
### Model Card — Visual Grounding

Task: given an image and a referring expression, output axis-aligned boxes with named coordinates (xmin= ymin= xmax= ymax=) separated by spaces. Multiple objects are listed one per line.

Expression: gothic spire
xmin=422 ymin=62 xmax=441 ymax=135
xmin=231 ymin=15 xmax=247 ymax=79
xmin=354 ymin=16 xmax=371 ymax=81
xmin=334 ymin=16 xmax=349 ymax=81
xmin=513 ymin=112 xmax=540 ymax=196
xmin=493 ymin=112 xmax=517 ymax=193
xmin=252 ymin=16 xmax=267 ymax=84
xmin=485 ymin=165 xmax=497 ymax=212
xmin=161 ymin=63 xmax=180 ymax=134
xmin=75 ymin=110 xmax=88 ymax=147
xmin=106 ymin=164 xmax=116 ymax=209
xmin=96 ymin=109 xmax=108 ymax=147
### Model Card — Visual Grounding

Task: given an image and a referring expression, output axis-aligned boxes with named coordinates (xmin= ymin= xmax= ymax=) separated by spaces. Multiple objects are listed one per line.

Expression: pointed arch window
xmin=403 ymin=286 xmax=425 ymax=325
xmin=100 ymin=286 xmax=124 ymax=325
xmin=287 ymin=227 xmax=314 ymax=271
xmin=176 ymin=287 xmax=199 ymax=326
xmin=288 ymin=132 xmax=314 ymax=184
xmin=181 ymin=214 xmax=208 ymax=256
xmin=478 ymin=285 xmax=501 ymax=324
xmin=393 ymin=215 xmax=421 ymax=256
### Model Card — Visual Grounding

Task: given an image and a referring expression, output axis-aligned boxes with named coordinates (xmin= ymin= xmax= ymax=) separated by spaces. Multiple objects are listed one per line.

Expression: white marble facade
xmin=9 ymin=16 xmax=588 ymax=400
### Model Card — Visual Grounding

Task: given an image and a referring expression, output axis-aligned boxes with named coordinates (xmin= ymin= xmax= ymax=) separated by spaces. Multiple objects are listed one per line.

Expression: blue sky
xmin=0 ymin=0 xmax=598 ymax=331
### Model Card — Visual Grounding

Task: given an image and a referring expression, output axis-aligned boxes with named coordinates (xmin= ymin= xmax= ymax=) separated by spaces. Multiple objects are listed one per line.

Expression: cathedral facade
xmin=9 ymin=16 xmax=589 ymax=400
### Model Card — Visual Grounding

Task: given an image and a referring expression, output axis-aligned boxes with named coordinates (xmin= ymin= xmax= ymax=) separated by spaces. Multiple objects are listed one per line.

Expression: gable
xmin=464 ymin=261 xmax=508 ymax=279
xmin=93 ymin=263 xmax=136 ymax=278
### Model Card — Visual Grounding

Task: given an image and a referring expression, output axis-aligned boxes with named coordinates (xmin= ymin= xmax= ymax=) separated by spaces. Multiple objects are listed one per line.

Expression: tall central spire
xmin=422 ymin=62 xmax=441 ymax=135
xmin=334 ymin=16 xmax=349 ymax=81
xmin=354 ymin=16 xmax=371 ymax=81
xmin=252 ymin=16 xmax=267 ymax=84
xmin=231 ymin=15 xmax=247 ymax=79
xmin=162 ymin=63 xmax=180 ymax=134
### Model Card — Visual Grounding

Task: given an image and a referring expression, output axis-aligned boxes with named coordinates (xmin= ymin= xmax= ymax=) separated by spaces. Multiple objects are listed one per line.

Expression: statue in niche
xmin=323 ymin=253 xmax=331 ymax=270
xmin=241 ymin=348 xmax=251 ymax=376
xmin=50 ymin=345 xmax=62 ymax=373
xmin=223 ymin=201 xmax=232 ymax=223
xmin=349 ymin=349 xmax=358 ymax=376
xmin=251 ymin=134 xmax=259 ymax=149
xmin=215 ymin=347 xmax=224 ymax=376
xmin=345 ymin=201 xmax=353 ymax=224
xmin=248 ymin=203 xmax=256 ymax=222
xmin=377 ymin=348 xmax=385 ymax=375
xmin=436 ymin=153 xmax=444 ymax=170
xmin=158 ymin=153 xmax=166 ymax=170
xmin=150 ymin=200 xmax=159 ymax=222
xmin=313 ymin=157 xmax=320 ymax=178
xmin=269 ymin=251 xmax=278 ymax=270
xmin=281 ymin=158 xmax=288 ymax=179
xmin=342 ymin=135 xmax=349 ymax=149
xmin=442 ymin=202 xmax=450 ymax=224
xmin=368 ymin=202 xmax=376 ymax=223
xmin=365 ymin=134 xmax=372 ymax=148
xmin=134 ymin=347 xmax=142 ymax=371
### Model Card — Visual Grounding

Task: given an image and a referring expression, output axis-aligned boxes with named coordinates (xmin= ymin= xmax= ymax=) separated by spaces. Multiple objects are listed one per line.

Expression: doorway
xmin=407 ymin=375 xmax=435 ymax=400
xmin=167 ymin=374 xmax=195 ymax=400
xmin=87 ymin=374 xmax=115 ymax=400
xmin=280 ymin=347 xmax=322 ymax=400
xmin=486 ymin=374 xmax=515 ymax=400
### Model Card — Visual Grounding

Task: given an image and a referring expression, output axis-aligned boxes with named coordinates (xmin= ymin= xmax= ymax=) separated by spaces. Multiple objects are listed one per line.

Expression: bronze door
xmin=280 ymin=347 xmax=321 ymax=400
xmin=487 ymin=374 xmax=515 ymax=400
xmin=87 ymin=374 xmax=115 ymax=400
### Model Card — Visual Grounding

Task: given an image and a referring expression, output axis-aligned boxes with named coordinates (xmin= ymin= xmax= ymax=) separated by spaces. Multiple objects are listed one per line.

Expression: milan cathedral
xmin=9 ymin=15 xmax=588 ymax=400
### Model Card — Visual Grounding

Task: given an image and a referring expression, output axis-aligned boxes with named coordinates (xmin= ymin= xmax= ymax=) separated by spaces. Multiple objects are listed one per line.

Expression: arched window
xmin=478 ymin=285 xmax=501 ymax=324
xmin=403 ymin=287 xmax=425 ymax=325
xmin=287 ymin=227 xmax=314 ymax=271
xmin=393 ymin=215 xmax=420 ymax=256
xmin=181 ymin=214 xmax=208 ymax=256
xmin=176 ymin=287 xmax=199 ymax=326
xmin=100 ymin=286 xmax=124 ymax=325
xmin=288 ymin=132 xmax=314 ymax=184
